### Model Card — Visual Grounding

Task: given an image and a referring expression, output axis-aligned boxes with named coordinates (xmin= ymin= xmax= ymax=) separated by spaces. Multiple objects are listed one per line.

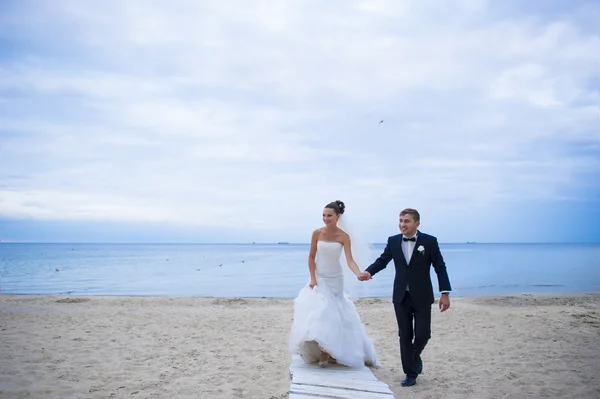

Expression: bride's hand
xmin=309 ymin=279 xmax=317 ymax=289
xmin=357 ymin=271 xmax=372 ymax=281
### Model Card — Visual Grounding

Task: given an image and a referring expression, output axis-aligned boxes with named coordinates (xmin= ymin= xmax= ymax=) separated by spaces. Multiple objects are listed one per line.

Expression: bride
xmin=288 ymin=200 xmax=379 ymax=368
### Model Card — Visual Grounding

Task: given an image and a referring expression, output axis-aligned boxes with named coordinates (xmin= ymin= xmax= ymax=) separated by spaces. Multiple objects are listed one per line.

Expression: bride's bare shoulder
xmin=338 ymin=229 xmax=350 ymax=240
xmin=336 ymin=229 xmax=350 ymax=238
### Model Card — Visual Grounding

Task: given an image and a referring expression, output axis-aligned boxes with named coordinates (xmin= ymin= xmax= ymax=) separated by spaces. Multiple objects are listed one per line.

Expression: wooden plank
xmin=292 ymin=370 xmax=384 ymax=387
xmin=289 ymin=355 xmax=394 ymax=399
xmin=292 ymin=377 xmax=390 ymax=393
xmin=290 ymin=385 xmax=394 ymax=398
xmin=291 ymin=381 xmax=394 ymax=396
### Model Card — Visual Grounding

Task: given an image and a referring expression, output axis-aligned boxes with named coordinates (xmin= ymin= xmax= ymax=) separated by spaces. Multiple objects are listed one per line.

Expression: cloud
xmin=0 ymin=0 xmax=599 ymax=241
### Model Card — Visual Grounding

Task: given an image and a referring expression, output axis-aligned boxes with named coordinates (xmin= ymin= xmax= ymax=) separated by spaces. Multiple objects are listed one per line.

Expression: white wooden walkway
xmin=288 ymin=355 xmax=395 ymax=398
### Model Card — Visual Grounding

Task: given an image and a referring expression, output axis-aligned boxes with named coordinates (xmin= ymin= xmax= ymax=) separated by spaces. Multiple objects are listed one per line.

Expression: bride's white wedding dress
xmin=288 ymin=241 xmax=379 ymax=367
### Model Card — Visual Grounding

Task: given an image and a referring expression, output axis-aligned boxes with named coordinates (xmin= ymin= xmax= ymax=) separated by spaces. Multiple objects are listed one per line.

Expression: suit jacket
xmin=365 ymin=231 xmax=451 ymax=306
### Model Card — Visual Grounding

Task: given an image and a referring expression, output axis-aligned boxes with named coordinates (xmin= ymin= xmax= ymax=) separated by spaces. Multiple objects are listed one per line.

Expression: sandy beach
xmin=1 ymin=293 xmax=599 ymax=399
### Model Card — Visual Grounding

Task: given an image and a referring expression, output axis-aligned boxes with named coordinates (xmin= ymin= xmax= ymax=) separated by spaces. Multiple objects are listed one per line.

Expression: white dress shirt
xmin=401 ymin=233 xmax=417 ymax=264
xmin=402 ymin=232 xmax=418 ymax=291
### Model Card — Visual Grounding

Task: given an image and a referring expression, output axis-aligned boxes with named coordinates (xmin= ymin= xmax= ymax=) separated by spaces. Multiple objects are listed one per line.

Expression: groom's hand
xmin=439 ymin=293 xmax=450 ymax=312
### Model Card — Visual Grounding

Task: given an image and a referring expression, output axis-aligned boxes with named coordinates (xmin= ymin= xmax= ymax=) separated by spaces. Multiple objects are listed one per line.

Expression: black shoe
xmin=415 ymin=355 xmax=423 ymax=374
xmin=401 ymin=376 xmax=417 ymax=387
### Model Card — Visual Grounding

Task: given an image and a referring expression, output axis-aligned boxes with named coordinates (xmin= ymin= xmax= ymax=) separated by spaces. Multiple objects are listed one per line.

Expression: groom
xmin=359 ymin=208 xmax=451 ymax=387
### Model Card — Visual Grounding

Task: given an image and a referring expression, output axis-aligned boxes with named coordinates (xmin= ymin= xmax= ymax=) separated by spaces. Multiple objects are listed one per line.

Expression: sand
xmin=1 ymin=293 xmax=599 ymax=399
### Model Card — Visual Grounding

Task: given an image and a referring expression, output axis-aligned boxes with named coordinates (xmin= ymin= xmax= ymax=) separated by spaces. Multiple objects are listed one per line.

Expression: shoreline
xmin=3 ymin=289 xmax=600 ymax=299
xmin=1 ymin=293 xmax=599 ymax=398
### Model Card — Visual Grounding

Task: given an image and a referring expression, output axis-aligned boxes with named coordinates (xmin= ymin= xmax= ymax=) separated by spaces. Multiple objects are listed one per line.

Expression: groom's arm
xmin=365 ymin=238 xmax=393 ymax=277
xmin=430 ymin=236 xmax=451 ymax=292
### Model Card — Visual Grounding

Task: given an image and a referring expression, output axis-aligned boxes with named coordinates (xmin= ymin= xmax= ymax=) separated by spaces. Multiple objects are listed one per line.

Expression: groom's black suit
xmin=365 ymin=231 xmax=451 ymax=379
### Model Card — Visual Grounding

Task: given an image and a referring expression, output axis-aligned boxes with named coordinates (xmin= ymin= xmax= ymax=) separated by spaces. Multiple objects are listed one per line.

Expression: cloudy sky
xmin=1 ymin=0 xmax=599 ymax=243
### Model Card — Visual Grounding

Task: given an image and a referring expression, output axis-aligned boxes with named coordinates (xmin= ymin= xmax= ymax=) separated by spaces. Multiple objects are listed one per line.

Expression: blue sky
xmin=1 ymin=0 xmax=599 ymax=243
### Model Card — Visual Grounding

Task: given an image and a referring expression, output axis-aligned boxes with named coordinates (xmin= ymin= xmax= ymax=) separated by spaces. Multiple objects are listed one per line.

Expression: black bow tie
xmin=403 ymin=237 xmax=416 ymax=242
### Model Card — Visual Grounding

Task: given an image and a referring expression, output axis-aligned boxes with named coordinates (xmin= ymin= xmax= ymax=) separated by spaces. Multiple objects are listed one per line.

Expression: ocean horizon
xmin=2 ymin=241 xmax=599 ymax=244
xmin=1 ymin=242 xmax=599 ymax=298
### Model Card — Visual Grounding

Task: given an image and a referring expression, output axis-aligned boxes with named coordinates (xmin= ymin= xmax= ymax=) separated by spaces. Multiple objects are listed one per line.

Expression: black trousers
xmin=393 ymin=291 xmax=432 ymax=378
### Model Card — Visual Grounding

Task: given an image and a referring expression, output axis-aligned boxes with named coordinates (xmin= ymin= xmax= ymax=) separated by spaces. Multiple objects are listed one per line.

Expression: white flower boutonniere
xmin=417 ymin=245 xmax=425 ymax=254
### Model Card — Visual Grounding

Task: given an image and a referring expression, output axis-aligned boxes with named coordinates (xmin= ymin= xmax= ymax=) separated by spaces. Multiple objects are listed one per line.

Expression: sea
xmin=1 ymin=243 xmax=599 ymax=298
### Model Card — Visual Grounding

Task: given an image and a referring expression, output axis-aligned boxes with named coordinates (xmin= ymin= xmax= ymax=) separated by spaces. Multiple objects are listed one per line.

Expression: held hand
xmin=309 ymin=279 xmax=317 ymax=289
xmin=439 ymin=294 xmax=450 ymax=312
xmin=357 ymin=271 xmax=372 ymax=281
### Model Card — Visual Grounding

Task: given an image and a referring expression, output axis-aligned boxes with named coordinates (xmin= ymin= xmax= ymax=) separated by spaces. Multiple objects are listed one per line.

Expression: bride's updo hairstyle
xmin=325 ymin=200 xmax=345 ymax=215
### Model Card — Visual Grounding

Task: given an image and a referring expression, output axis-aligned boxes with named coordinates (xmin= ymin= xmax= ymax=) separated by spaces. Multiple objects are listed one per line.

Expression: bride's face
xmin=322 ymin=208 xmax=339 ymax=226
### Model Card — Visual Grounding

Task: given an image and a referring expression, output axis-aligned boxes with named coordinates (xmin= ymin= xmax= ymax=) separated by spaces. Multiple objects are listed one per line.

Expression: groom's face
xmin=399 ymin=214 xmax=420 ymax=236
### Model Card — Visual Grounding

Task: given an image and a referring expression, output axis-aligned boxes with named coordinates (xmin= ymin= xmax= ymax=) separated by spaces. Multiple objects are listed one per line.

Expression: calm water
xmin=1 ymin=243 xmax=599 ymax=298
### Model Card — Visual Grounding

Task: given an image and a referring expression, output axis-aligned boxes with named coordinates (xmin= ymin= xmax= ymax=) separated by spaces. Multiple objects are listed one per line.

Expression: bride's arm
xmin=308 ymin=230 xmax=319 ymax=287
xmin=342 ymin=234 xmax=362 ymax=276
